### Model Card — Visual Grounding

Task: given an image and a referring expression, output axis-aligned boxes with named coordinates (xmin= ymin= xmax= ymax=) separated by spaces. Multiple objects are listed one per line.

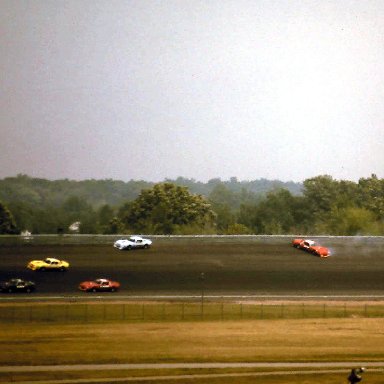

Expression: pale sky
xmin=1 ymin=0 xmax=384 ymax=183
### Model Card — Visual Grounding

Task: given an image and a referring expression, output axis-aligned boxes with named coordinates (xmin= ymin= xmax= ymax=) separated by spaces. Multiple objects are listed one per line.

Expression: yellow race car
xmin=27 ymin=257 xmax=69 ymax=271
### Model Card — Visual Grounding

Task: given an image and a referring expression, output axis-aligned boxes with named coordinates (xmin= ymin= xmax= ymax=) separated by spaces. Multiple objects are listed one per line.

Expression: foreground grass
xmin=2 ymin=318 xmax=384 ymax=365
xmin=1 ymin=317 xmax=384 ymax=382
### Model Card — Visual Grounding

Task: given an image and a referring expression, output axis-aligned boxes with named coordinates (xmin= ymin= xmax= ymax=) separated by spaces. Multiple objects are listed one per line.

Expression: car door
xmin=99 ymin=281 xmax=110 ymax=291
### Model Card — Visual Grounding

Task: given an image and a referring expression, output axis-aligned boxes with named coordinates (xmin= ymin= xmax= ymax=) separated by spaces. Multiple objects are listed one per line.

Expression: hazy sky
xmin=1 ymin=0 xmax=384 ymax=183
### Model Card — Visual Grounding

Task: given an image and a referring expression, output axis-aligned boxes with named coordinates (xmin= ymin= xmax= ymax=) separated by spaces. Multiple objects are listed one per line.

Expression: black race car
xmin=0 ymin=278 xmax=36 ymax=293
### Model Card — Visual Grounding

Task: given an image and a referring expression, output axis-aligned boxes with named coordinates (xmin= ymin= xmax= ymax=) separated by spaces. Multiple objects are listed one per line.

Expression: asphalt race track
xmin=0 ymin=236 xmax=384 ymax=297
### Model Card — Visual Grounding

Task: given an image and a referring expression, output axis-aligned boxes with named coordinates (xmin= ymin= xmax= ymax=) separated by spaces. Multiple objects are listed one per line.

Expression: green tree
xmin=121 ymin=183 xmax=216 ymax=234
xmin=358 ymin=174 xmax=384 ymax=219
xmin=0 ymin=202 xmax=19 ymax=234
xmin=209 ymin=184 xmax=237 ymax=233
xmin=324 ymin=206 xmax=381 ymax=235
xmin=238 ymin=189 xmax=302 ymax=234
xmin=97 ymin=204 xmax=115 ymax=233
xmin=106 ymin=217 xmax=124 ymax=234
xmin=302 ymin=175 xmax=340 ymax=215
xmin=61 ymin=196 xmax=97 ymax=233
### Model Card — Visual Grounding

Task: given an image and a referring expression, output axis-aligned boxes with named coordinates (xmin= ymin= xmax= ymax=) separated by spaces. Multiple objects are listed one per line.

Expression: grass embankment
xmin=1 ymin=316 xmax=384 ymax=383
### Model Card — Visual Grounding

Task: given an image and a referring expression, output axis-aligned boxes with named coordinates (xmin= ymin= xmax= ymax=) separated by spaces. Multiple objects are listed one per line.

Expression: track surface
xmin=0 ymin=237 xmax=384 ymax=297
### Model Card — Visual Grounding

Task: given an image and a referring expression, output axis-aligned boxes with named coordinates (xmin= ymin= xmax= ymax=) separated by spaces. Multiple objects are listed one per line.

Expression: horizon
xmin=1 ymin=172 xmax=379 ymax=185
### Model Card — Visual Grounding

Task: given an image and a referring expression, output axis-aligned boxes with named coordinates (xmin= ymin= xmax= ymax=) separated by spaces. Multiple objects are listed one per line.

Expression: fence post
xmin=344 ymin=303 xmax=347 ymax=318
xmin=260 ymin=304 xmax=263 ymax=319
xmin=364 ymin=304 xmax=367 ymax=318
xmin=281 ymin=304 xmax=284 ymax=318
xmin=142 ymin=304 xmax=145 ymax=321
xmin=323 ymin=303 xmax=326 ymax=318
xmin=181 ymin=302 xmax=185 ymax=321
xmin=240 ymin=303 xmax=243 ymax=320
xmin=221 ymin=302 xmax=224 ymax=320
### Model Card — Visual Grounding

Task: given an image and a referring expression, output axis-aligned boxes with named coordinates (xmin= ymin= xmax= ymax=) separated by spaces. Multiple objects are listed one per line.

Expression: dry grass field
xmin=2 ymin=317 xmax=384 ymax=365
xmin=1 ymin=316 xmax=384 ymax=383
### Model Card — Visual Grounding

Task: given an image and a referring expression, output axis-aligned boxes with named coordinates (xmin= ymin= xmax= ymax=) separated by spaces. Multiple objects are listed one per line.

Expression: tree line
xmin=0 ymin=174 xmax=383 ymax=235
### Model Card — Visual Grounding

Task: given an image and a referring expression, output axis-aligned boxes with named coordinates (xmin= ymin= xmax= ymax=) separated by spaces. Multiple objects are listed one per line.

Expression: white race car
xmin=113 ymin=236 xmax=152 ymax=250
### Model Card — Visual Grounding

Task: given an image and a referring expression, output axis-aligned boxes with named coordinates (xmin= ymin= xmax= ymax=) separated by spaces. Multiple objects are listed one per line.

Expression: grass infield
xmin=1 ymin=313 xmax=384 ymax=383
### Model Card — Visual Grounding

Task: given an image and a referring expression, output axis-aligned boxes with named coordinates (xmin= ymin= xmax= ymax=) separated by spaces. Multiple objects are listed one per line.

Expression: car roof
xmin=45 ymin=257 xmax=61 ymax=262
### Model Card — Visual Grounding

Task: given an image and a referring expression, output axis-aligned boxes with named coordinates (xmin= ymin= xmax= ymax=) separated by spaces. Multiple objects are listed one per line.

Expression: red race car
xmin=78 ymin=278 xmax=120 ymax=292
xmin=292 ymin=238 xmax=330 ymax=258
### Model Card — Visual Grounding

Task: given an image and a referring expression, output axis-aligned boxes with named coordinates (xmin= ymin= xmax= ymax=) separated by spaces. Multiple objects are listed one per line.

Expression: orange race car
xmin=292 ymin=238 xmax=330 ymax=258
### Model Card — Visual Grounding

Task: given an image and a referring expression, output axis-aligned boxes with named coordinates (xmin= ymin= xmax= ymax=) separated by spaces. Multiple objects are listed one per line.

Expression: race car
xmin=0 ymin=278 xmax=36 ymax=293
xmin=27 ymin=257 xmax=69 ymax=271
xmin=78 ymin=278 xmax=120 ymax=292
xmin=292 ymin=238 xmax=330 ymax=258
xmin=113 ymin=236 xmax=152 ymax=250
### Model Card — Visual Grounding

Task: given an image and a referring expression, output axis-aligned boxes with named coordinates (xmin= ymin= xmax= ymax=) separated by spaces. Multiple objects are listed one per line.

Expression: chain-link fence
xmin=1 ymin=302 xmax=384 ymax=324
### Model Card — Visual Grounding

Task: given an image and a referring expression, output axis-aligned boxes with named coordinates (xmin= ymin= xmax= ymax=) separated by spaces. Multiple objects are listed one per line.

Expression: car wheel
xmin=8 ymin=288 xmax=13 ymax=293
xmin=60 ymin=267 xmax=66 ymax=272
xmin=40 ymin=267 xmax=45 ymax=271
xmin=110 ymin=288 xmax=115 ymax=292
xmin=26 ymin=287 xmax=32 ymax=293
xmin=127 ymin=245 xmax=132 ymax=250
xmin=92 ymin=288 xmax=97 ymax=292
xmin=144 ymin=244 xmax=149 ymax=249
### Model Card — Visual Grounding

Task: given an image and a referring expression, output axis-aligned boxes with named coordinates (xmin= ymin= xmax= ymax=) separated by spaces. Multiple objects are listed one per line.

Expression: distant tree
xmin=0 ymin=202 xmax=19 ymax=234
xmin=97 ymin=204 xmax=115 ymax=233
xmin=106 ymin=217 xmax=125 ymax=234
xmin=358 ymin=174 xmax=384 ymax=219
xmin=238 ymin=189 xmax=300 ymax=234
xmin=321 ymin=206 xmax=381 ymax=235
xmin=61 ymin=196 xmax=97 ymax=233
xmin=225 ymin=223 xmax=252 ymax=235
xmin=120 ymin=183 xmax=216 ymax=234
xmin=302 ymin=175 xmax=340 ymax=215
